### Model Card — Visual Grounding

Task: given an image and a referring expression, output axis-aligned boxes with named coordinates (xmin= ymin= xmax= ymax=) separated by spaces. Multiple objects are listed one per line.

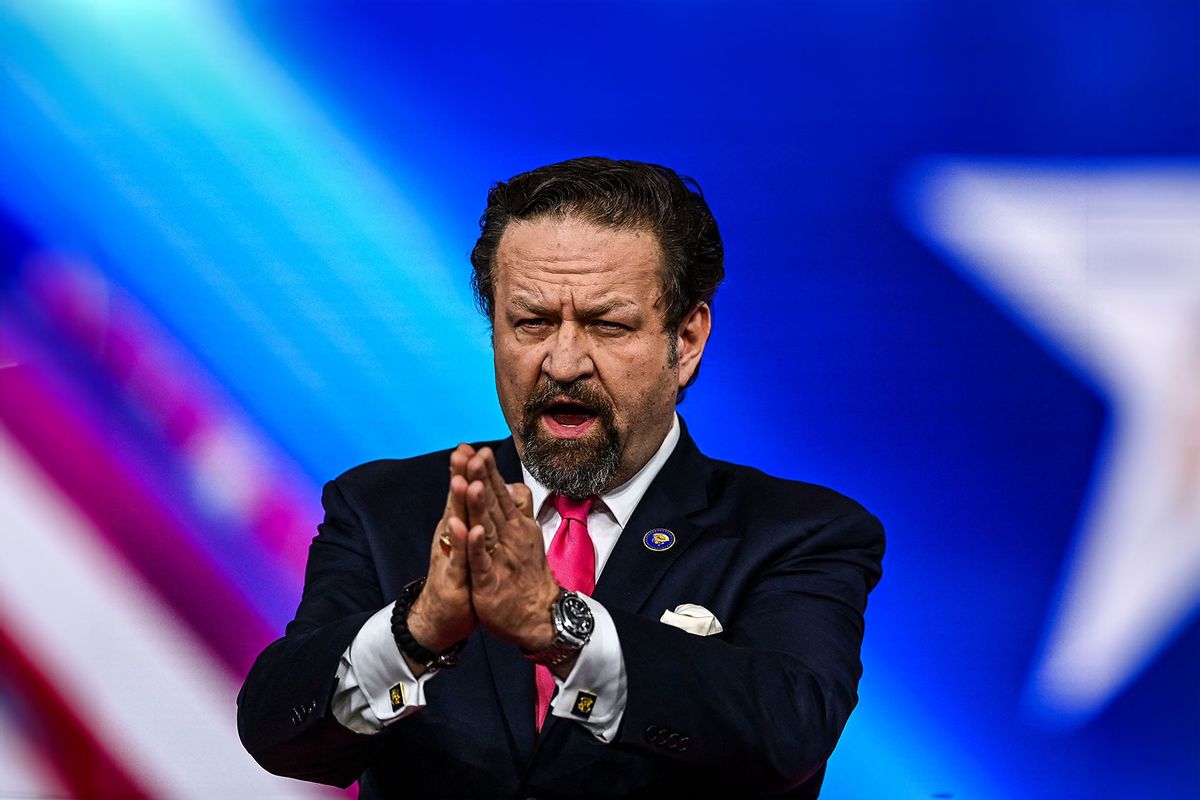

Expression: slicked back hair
xmin=469 ymin=157 xmax=725 ymax=397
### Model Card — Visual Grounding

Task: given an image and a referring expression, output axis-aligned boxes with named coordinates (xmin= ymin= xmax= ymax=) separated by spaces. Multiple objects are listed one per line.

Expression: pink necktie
xmin=535 ymin=494 xmax=595 ymax=730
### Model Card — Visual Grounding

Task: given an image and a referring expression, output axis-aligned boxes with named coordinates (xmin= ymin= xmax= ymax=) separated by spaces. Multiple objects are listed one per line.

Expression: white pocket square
xmin=659 ymin=604 xmax=724 ymax=636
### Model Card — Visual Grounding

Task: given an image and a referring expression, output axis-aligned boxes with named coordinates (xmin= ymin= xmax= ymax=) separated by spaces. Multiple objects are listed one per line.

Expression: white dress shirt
xmin=331 ymin=415 xmax=681 ymax=742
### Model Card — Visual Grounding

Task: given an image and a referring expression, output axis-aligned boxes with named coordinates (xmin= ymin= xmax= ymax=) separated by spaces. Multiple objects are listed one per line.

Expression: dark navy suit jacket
xmin=237 ymin=423 xmax=885 ymax=799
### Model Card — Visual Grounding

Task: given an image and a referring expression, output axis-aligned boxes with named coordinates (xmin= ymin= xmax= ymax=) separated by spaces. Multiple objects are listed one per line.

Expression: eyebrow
xmin=508 ymin=296 xmax=638 ymax=316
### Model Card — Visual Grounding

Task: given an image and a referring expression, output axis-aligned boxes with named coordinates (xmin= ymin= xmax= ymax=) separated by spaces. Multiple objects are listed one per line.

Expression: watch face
xmin=560 ymin=593 xmax=595 ymax=638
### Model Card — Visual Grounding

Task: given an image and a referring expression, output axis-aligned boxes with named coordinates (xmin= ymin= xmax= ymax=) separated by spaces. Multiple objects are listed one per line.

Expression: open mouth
xmin=541 ymin=400 xmax=599 ymax=438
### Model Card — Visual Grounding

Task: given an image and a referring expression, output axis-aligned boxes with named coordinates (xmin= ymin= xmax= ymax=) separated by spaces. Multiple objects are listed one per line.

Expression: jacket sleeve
xmin=236 ymin=477 xmax=391 ymax=787
xmin=609 ymin=507 xmax=885 ymax=794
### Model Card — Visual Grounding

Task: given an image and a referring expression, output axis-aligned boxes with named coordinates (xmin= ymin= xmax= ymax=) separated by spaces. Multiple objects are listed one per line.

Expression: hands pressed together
xmin=404 ymin=444 xmax=565 ymax=675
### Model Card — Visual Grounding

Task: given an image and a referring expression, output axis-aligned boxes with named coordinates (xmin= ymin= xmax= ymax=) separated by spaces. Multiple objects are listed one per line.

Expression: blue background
xmin=1 ymin=1 xmax=1196 ymax=797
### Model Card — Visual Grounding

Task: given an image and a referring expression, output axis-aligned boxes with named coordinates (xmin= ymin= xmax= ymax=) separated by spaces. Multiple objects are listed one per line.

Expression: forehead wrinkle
xmin=497 ymin=219 xmax=664 ymax=277
xmin=501 ymin=268 xmax=653 ymax=313
xmin=494 ymin=216 xmax=667 ymax=318
xmin=496 ymin=254 xmax=634 ymax=301
xmin=501 ymin=255 xmax=650 ymax=289
xmin=506 ymin=290 xmax=641 ymax=317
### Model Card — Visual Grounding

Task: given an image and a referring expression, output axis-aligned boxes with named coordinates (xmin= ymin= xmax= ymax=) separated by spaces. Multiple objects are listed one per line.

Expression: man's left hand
xmin=462 ymin=447 xmax=561 ymax=654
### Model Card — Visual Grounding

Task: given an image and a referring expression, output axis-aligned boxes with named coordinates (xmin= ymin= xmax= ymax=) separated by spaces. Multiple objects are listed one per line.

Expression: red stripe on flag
xmin=0 ymin=340 xmax=277 ymax=679
xmin=0 ymin=613 xmax=153 ymax=799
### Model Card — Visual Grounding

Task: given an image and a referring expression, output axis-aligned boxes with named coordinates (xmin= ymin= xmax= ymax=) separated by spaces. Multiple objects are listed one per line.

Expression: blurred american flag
xmin=0 ymin=251 xmax=333 ymax=798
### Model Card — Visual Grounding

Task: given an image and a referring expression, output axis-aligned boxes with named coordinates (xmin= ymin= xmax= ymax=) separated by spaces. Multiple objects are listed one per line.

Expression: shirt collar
xmin=521 ymin=414 xmax=681 ymax=530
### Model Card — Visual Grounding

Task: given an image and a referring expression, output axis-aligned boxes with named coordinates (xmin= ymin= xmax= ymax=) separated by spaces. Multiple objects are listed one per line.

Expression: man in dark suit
xmin=237 ymin=157 xmax=884 ymax=799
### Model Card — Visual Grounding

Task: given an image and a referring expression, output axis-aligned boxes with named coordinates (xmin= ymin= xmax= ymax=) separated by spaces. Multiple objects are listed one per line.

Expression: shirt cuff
xmin=548 ymin=595 xmax=626 ymax=742
xmin=331 ymin=602 xmax=436 ymax=734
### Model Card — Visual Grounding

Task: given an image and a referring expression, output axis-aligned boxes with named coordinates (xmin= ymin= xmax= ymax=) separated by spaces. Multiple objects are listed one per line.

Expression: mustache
xmin=522 ymin=378 xmax=614 ymax=421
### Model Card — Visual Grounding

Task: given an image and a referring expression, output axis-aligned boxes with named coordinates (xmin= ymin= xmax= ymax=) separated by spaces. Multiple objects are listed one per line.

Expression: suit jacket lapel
xmin=593 ymin=422 xmax=712 ymax=614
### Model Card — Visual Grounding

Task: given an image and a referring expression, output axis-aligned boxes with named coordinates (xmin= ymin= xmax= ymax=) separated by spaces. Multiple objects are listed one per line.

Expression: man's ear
xmin=675 ymin=302 xmax=712 ymax=389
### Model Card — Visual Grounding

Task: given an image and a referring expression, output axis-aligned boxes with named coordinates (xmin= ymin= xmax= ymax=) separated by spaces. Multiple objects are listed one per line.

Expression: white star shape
xmin=907 ymin=158 xmax=1200 ymax=722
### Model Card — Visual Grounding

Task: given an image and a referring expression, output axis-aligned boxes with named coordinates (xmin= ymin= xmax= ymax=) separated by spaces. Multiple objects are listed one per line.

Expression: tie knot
xmin=552 ymin=493 xmax=594 ymax=524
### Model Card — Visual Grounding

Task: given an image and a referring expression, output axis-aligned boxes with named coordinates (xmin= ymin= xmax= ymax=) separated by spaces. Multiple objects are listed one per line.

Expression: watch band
xmin=524 ymin=640 xmax=582 ymax=667
xmin=390 ymin=577 xmax=466 ymax=670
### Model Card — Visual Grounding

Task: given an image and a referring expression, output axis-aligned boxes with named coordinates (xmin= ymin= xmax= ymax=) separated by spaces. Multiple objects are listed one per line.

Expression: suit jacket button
xmin=666 ymin=733 xmax=680 ymax=750
xmin=678 ymin=736 xmax=691 ymax=752
xmin=644 ymin=724 xmax=659 ymax=742
xmin=654 ymin=729 xmax=669 ymax=746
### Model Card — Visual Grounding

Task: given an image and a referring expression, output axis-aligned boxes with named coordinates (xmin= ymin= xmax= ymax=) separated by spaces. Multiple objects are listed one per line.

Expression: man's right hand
xmin=404 ymin=443 xmax=477 ymax=673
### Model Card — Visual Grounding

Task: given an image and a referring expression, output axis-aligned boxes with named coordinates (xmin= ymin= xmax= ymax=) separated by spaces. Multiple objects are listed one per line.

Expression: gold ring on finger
xmin=485 ymin=540 xmax=499 ymax=555
xmin=439 ymin=532 xmax=453 ymax=556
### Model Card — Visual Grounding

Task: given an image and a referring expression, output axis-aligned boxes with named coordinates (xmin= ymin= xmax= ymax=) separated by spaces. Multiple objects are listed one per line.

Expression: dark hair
xmin=470 ymin=156 xmax=724 ymax=337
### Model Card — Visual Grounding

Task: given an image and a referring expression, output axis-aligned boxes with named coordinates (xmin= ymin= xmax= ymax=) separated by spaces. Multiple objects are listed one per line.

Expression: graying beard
xmin=521 ymin=431 xmax=622 ymax=499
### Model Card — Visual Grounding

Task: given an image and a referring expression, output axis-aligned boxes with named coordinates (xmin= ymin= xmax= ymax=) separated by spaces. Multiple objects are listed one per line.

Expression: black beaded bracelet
xmin=390 ymin=577 xmax=465 ymax=670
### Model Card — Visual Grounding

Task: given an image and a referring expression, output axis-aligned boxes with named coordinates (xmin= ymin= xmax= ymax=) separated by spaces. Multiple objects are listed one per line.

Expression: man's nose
xmin=542 ymin=325 xmax=595 ymax=383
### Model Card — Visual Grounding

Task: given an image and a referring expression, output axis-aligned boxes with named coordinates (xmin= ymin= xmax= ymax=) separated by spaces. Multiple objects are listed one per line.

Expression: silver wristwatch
xmin=523 ymin=590 xmax=595 ymax=666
